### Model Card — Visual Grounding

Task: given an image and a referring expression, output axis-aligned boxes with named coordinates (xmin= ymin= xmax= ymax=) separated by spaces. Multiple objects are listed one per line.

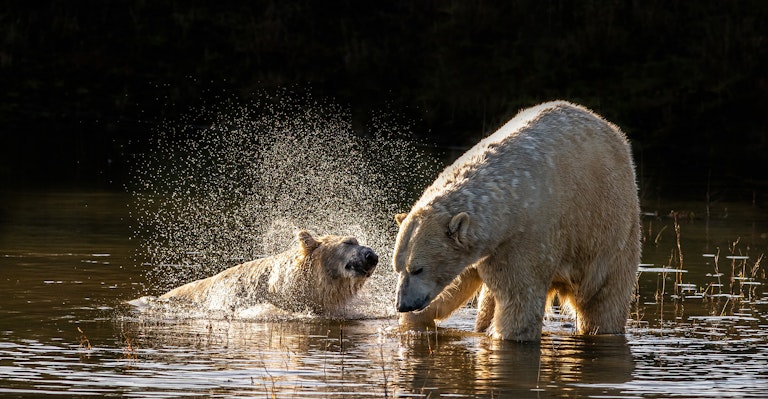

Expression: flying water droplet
xmin=131 ymin=90 xmax=441 ymax=318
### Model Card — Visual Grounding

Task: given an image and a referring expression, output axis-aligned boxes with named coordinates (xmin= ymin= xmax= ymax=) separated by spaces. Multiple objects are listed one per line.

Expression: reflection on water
xmin=1 ymin=190 xmax=767 ymax=398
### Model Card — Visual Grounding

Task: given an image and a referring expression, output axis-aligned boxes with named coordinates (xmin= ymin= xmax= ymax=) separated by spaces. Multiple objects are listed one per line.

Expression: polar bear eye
xmin=411 ymin=268 xmax=423 ymax=276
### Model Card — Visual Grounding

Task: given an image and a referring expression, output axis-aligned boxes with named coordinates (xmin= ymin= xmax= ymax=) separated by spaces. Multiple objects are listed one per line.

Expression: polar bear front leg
xmin=575 ymin=250 xmax=637 ymax=335
xmin=475 ymin=284 xmax=495 ymax=332
xmin=490 ymin=291 xmax=547 ymax=341
xmin=399 ymin=266 xmax=483 ymax=330
xmin=481 ymin=257 xmax=550 ymax=341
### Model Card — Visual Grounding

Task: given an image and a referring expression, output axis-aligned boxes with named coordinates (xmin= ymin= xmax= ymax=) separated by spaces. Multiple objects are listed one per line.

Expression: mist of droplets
xmin=130 ymin=91 xmax=441 ymax=317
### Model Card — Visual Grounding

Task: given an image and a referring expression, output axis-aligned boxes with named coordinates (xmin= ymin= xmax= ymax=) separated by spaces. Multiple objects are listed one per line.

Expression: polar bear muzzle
xmin=344 ymin=247 xmax=379 ymax=277
xmin=395 ymin=274 xmax=434 ymax=312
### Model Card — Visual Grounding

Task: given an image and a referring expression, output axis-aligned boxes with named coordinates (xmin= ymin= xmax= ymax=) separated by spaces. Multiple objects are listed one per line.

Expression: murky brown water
xmin=1 ymin=190 xmax=767 ymax=398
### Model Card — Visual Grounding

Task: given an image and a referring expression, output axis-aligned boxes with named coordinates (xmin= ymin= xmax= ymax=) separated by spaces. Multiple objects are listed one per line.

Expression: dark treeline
xmin=1 ymin=1 xmax=766 ymax=198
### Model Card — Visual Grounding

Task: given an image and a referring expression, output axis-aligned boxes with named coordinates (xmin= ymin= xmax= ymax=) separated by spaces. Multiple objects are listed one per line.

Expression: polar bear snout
xmin=345 ymin=247 xmax=378 ymax=277
xmin=363 ymin=248 xmax=379 ymax=266
xmin=395 ymin=276 xmax=432 ymax=312
xmin=396 ymin=292 xmax=430 ymax=313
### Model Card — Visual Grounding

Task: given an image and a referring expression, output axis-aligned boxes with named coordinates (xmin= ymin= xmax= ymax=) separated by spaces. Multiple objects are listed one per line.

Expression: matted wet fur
xmin=156 ymin=230 xmax=378 ymax=314
xmin=394 ymin=101 xmax=641 ymax=341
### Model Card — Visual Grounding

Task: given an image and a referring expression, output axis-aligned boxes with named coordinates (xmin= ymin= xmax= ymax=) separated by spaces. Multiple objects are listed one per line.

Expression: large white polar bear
xmin=393 ymin=101 xmax=641 ymax=341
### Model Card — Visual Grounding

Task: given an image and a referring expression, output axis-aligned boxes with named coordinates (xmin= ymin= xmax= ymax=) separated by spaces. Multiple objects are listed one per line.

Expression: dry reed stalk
xmin=714 ymin=248 xmax=722 ymax=295
xmin=322 ymin=329 xmax=331 ymax=382
xmin=673 ymin=212 xmax=684 ymax=293
xmin=631 ymin=272 xmax=645 ymax=327
xmin=122 ymin=332 xmax=138 ymax=361
xmin=379 ymin=342 xmax=390 ymax=399
xmin=339 ymin=324 xmax=345 ymax=378
xmin=77 ymin=327 xmax=91 ymax=351
xmin=657 ymin=251 xmax=674 ymax=335
xmin=749 ymin=254 xmax=765 ymax=299
xmin=728 ymin=238 xmax=741 ymax=295
xmin=258 ymin=355 xmax=278 ymax=399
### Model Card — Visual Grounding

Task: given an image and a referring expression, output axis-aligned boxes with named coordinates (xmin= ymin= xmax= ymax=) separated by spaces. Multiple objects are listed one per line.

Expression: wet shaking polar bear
xmin=157 ymin=230 xmax=379 ymax=315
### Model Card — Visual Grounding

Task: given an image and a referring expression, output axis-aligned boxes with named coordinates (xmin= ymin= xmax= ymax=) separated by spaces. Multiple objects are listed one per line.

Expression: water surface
xmin=1 ymin=190 xmax=767 ymax=398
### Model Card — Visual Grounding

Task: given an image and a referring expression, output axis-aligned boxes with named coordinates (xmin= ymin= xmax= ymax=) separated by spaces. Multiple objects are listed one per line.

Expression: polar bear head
xmin=294 ymin=231 xmax=379 ymax=312
xmin=392 ymin=210 xmax=478 ymax=312
xmin=298 ymin=230 xmax=379 ymax=280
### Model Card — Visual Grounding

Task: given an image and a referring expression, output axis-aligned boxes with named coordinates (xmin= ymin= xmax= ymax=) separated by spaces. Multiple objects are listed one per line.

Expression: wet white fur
xmin=394 ymin=101 xmax=641 ymax=341
xmin=159 ymin=231 xmax=373 ymax=315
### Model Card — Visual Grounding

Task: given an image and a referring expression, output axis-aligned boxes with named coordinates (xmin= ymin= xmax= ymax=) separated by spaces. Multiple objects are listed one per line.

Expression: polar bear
xmin=156 ymin=230 xmax=378 ymax=315
xmin=393 ymin=101 xmax=640 ymax=341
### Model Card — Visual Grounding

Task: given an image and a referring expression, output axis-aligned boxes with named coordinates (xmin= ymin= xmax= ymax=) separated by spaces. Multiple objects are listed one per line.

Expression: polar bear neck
xmin=265 ymin=249 xmax=363 ymax=314
xmin=299 ymin=252 xmax=366 ymax=313
xmin=265 ymin=249 xmax=313 ymax=309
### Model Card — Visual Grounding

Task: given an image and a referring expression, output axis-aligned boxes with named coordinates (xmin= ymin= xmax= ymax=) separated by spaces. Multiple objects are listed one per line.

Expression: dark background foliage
xmin=1 ymin=1 xmax=766 ymax=199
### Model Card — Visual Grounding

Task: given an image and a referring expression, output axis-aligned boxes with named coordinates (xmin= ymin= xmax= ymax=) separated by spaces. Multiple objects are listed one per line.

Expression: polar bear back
xmin=415 ymin=101 xmax=637 ymax=253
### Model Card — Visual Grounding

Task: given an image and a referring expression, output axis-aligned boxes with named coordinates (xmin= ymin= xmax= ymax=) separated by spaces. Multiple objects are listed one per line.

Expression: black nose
xmin=365 ymin=250 xmax=379 ymax=266
xmin=397 ymin=303 xmax=419 ymax=313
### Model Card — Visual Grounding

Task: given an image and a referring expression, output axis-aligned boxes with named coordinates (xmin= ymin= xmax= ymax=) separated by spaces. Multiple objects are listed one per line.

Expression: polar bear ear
xmin=298 ymin=230 xmax=320 ymax=255
xmin=447 ymin=212 xmax=470 ymax=247
xmin=394 ymin=213 xmax=408 ymax=226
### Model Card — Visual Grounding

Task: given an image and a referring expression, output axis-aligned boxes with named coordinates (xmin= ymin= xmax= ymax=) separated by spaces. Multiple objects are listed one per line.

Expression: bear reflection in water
xmin=398 ymin=331 xmax=635 ymax=396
